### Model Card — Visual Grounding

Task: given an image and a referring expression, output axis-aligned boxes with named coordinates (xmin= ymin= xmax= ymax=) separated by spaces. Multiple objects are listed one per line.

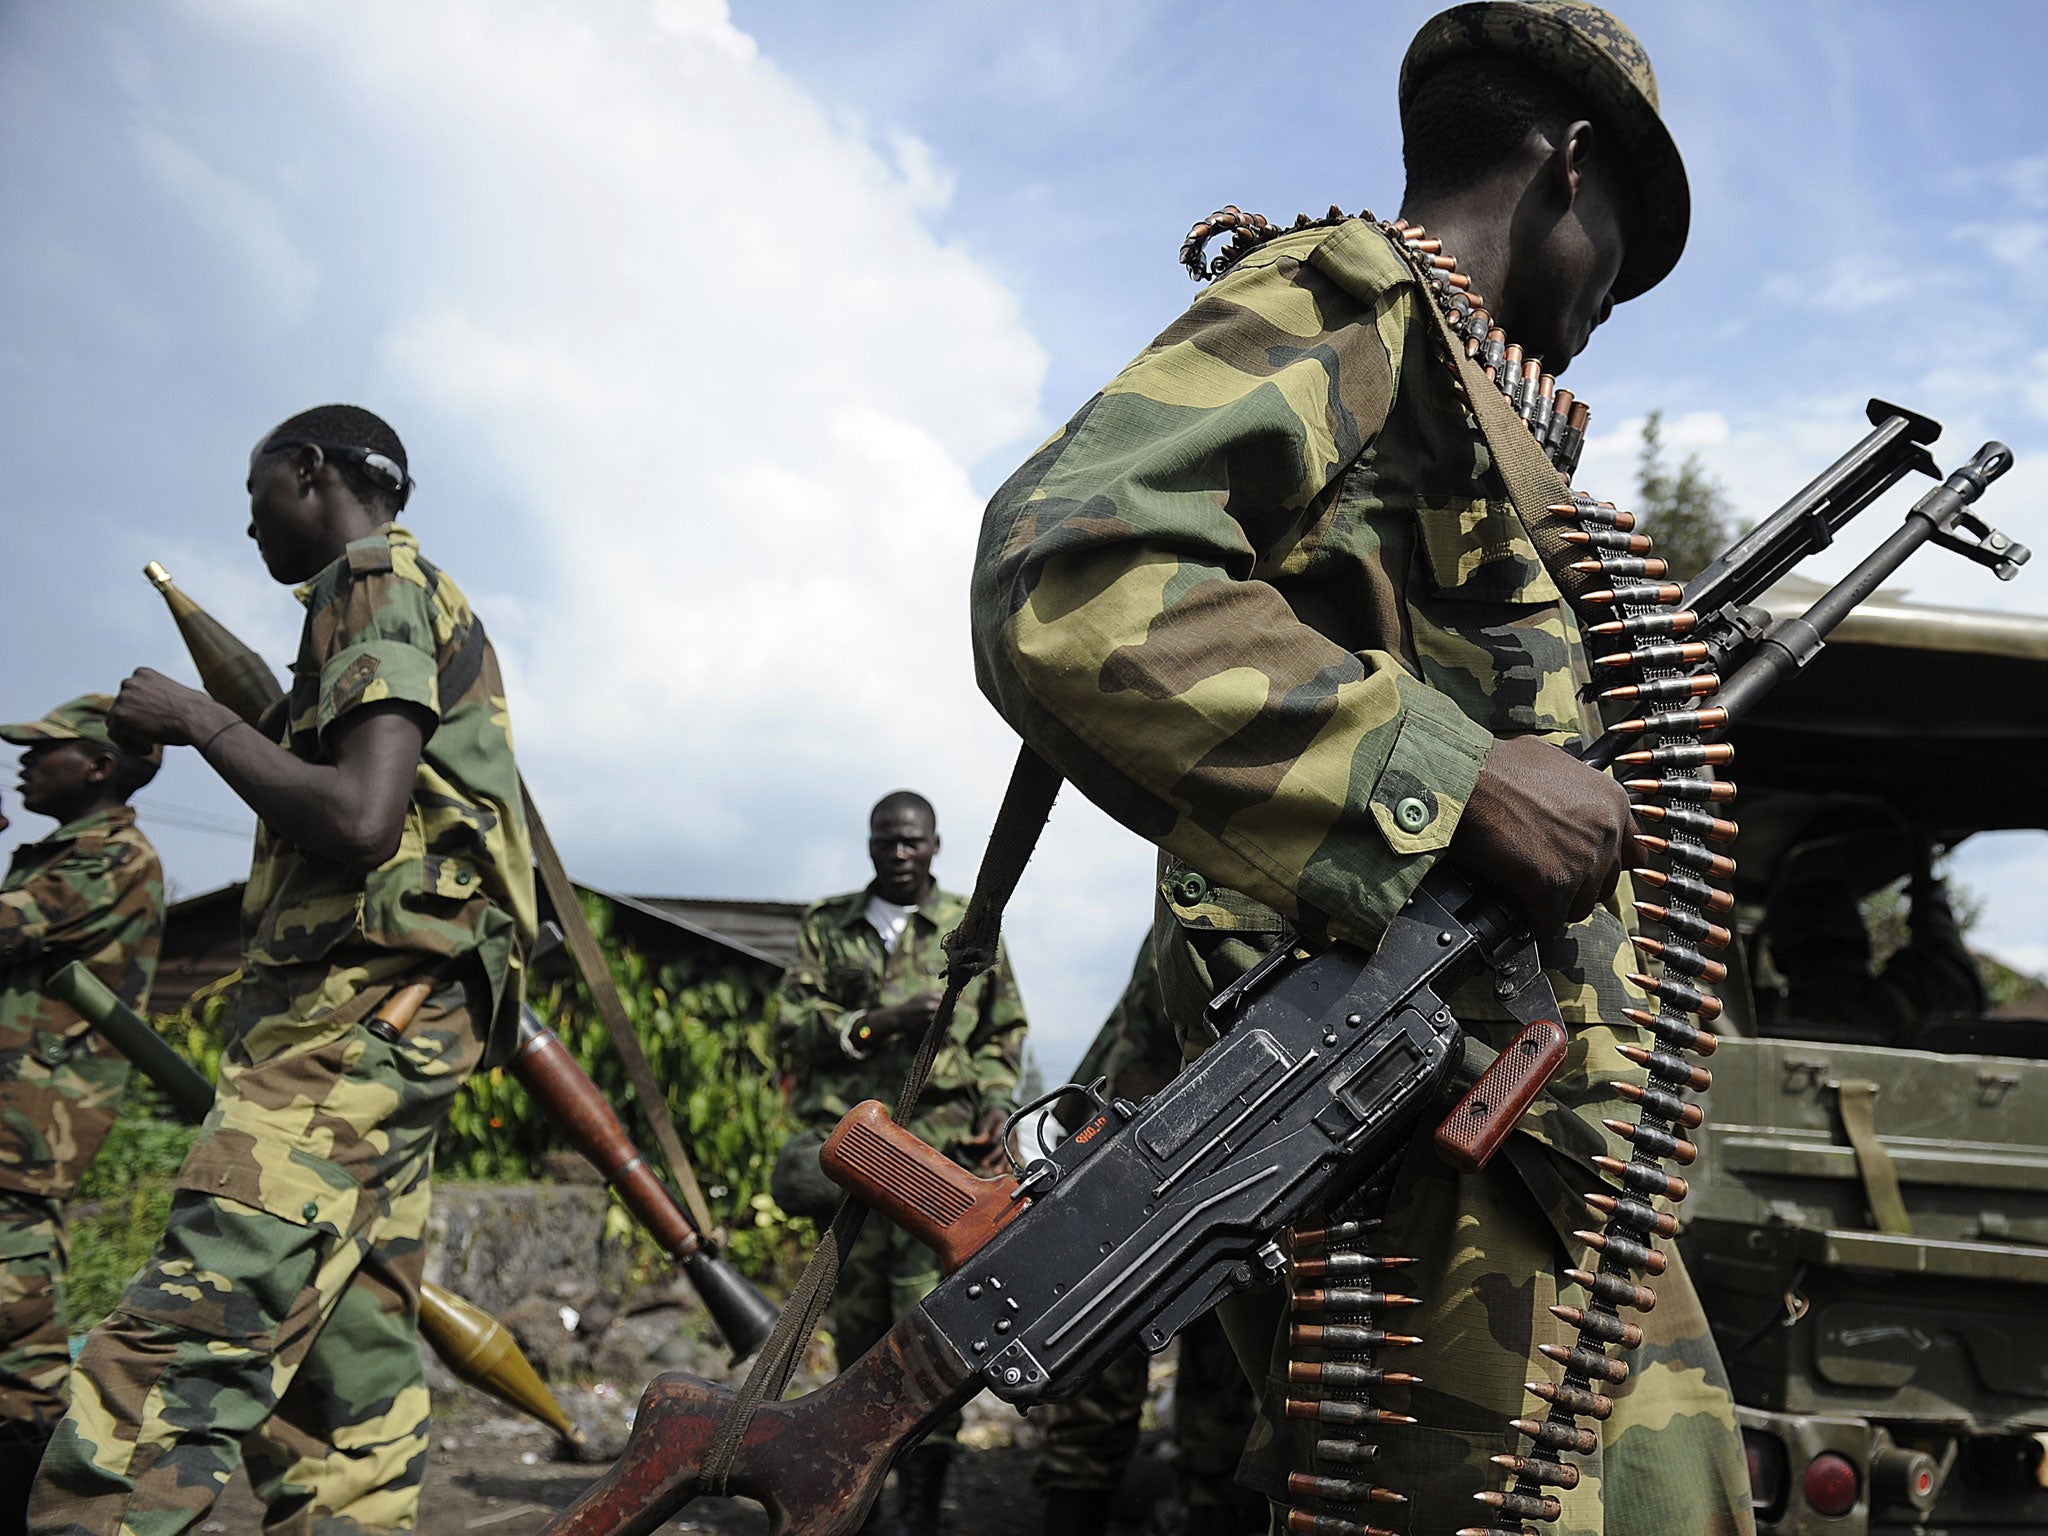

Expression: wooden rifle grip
xmin=508 ymin=1015 xmax=703 ymax=1260
xmin=1434 ymin=1018 xmax=1569 ymax=1173
xmin=820 ymin=1101 xmax=1026 ymax=1274
xmin=364 ymin=978 xmax=436 ymax=1044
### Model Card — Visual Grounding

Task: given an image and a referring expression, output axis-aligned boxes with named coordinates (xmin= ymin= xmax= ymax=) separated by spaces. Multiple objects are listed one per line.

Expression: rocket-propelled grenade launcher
xmin=543 ymin=407 xmax=2025 ymax=1536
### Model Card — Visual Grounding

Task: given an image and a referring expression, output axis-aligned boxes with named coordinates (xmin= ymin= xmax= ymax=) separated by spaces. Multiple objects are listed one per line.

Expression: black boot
xmin=895 ymin=1444 xmax=954 ymax=1536
xmin=1040 ymin=1485 xmax=1113 ymax=1536
xmin=0 ymin=1429 xmax=52 ymax=1536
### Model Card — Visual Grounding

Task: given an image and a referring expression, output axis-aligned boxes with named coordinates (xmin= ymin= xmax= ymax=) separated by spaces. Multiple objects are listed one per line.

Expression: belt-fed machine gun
xmin=545 ymin=405 xmax=2024 ymax=1536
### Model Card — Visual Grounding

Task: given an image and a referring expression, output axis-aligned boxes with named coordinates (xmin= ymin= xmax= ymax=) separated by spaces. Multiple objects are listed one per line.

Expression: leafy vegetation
xmin=68 ymin=1094 xmax=199 ymax=1329
xmin=444 ymin=896 xmax=809 ymax=1279
xmin=1634 ymin=410 xmax=1737 ymax=580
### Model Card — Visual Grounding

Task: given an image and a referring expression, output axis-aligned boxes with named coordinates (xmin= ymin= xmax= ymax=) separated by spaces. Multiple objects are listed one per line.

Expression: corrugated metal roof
xmin=154 ymin=881 xmax=805 ymax=1015
xmin=626 ymin=895 xmax=806 ymax=968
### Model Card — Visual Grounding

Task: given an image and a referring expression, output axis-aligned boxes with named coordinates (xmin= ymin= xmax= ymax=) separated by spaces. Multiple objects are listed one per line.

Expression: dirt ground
xmin=197 ymin=1384 xmax=1124 ymax=1536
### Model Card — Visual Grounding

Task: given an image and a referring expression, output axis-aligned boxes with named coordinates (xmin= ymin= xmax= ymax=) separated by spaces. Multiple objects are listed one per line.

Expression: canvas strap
xmin=1834 ymin=1077 xmax=1914 ymax=1236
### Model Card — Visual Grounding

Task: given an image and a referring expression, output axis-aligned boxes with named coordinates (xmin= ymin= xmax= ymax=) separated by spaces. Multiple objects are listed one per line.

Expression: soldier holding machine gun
xmin=972 ymin=4 xmax=1754 ymax=1531
xmin=31 ymin=404 xmax=538 ymax=1536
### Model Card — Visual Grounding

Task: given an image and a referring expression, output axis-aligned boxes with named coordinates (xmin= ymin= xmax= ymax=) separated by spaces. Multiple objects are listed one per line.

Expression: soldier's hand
xmin=871 ymin=990 xmax=944 ymax=1040
xmin=964 ymin=1106 xmax=1012 ymax=1174
xmin=1449 ymin=735 xmax=1637 ymax=933
xmin=111 ymin=667 xmax=219 ymax=748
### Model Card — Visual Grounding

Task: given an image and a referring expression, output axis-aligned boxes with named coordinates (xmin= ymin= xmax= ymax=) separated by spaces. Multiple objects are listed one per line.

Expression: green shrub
xmin=66 ymin=1105 xmax=198 ymax=1330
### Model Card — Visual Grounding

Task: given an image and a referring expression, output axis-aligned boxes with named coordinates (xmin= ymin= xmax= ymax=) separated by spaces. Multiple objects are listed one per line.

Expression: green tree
xmin=1017 ymin=1043 xmax=1046 ymax=1106
xmin=1635 ymin=410 xmax=1736 ymax=580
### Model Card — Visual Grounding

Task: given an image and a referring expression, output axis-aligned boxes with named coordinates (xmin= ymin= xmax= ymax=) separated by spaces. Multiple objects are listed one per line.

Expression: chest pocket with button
xmin=1407 ymin=495 xmax=1586 ymax=743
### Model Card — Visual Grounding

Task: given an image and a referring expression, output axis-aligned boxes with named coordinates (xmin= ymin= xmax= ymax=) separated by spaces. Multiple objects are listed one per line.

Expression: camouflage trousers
xmin=1034 ymin=1308 xmax=1256 ymax=1511
xmin=29 ymin=951 xmax=484 ymax=1536
xmin=1220 ymin=1126 xmax=1756 ymax=1536
xmin=832 ymin=1207 xmax=962 ymax=1448
xmin=1 ymin=1190 xmax=68 ymax=1434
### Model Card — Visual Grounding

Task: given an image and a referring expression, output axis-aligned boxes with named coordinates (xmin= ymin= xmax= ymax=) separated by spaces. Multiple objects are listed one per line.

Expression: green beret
xmin=1401 ymin=0 xmax=1689 ymax=300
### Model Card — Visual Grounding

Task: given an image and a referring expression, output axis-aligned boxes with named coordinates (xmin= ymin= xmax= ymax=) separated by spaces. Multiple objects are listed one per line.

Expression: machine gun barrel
xmin=1678 ymin=399 xmax=1939 ymax=620
xmin=1581 ymin=417 xmax=2010 ymax=772
xmin=1713 ymin=440 xmax=2019 ymax=723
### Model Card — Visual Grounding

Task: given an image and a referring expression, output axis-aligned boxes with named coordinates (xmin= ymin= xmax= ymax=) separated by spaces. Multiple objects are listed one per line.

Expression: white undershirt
xmin=864 ymin=894 xmax=915 ymax=951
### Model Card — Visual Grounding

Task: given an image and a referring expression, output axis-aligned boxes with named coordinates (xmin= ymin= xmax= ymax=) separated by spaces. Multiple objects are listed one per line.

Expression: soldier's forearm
xmin=201 ymin=703 xmax=428 ymax=870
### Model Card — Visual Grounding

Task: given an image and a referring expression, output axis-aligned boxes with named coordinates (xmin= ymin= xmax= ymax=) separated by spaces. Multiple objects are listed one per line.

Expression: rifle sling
xmin=521 ymin=777 xmax=719 ymax=1241
xmin=700 ymin=745 xmax=1064 ymax=1495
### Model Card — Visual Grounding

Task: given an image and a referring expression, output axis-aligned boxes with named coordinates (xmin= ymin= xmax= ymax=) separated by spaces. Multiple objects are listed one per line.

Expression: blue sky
xmin=3 ymin=0 xmax=2044 ymax=1077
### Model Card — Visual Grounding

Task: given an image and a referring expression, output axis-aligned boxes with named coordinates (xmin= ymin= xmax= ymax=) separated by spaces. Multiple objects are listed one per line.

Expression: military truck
xmin=1677 ymin=579 xmax=2048 ymax=1534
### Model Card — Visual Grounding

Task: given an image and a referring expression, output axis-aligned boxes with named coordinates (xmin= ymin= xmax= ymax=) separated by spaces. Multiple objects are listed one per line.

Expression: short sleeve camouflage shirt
xmin=240 ymin=525 xmax=536 ymax=1056
xmin=0 ymin=805 xmax=165 ymax=1198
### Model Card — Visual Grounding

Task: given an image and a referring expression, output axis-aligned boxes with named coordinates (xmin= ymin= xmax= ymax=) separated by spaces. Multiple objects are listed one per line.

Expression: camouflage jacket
xmin=973 ymin=219 xmax=1643 ymax=1164
xmin=775 ymin=884 xmax=1028 ymax=1153
xmin=241 ymin=525 xmax=537 ymax=1060
xmin=0 ymin=805 xmax=165 ymax=1198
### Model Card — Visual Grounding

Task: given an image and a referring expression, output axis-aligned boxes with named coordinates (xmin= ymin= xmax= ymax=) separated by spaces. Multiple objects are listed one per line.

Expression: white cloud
xmin=127 ymin=123 xmax=317 ymax=315
xmin=1763 ymin=252 xmax=1913 ymax=313
xmin=889 ymin=129 xmax=956 ymax=214
xmin=157 ymin=0 xmax=1145 ymax=1067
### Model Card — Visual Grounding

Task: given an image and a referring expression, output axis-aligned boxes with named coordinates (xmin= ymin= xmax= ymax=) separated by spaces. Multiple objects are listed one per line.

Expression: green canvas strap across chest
xmin=1306 ymin=220 xmax=1607 ymax=745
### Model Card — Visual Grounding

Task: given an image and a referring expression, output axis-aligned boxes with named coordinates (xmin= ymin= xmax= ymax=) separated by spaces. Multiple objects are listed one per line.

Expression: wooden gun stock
xmin=541 ymin=1310 xmax=977 ymax=1536
xmin=820 ymin=1101 xmax=1028 ymax=1274
xmin=1432 ymin=1017 xmax=1569 ymax=1173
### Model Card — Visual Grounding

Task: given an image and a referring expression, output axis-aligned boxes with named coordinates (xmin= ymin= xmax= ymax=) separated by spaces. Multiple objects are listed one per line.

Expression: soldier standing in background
xmin=1033 ymin=941 xmax=1260 ymax=1536
xmin=30 ymin=405 xmax=536 ymax=1536
xmin=972 ymin=4 xmax=1754 ymax=1532
xmin=0 ymin=701 xmax=164 ymax=1533
xmin=774 ymin=790 xmax=1028 ymax=1536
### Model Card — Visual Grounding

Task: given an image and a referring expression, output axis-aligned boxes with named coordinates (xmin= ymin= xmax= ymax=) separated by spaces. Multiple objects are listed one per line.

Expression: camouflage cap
xmin=0 ymin=693 xmax=163 ymax=768
xmin=1400 ymin=1 xmax=1689 ymax=301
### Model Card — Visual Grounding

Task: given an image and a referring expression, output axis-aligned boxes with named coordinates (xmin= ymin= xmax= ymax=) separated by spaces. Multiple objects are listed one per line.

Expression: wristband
xmin=196 ymin=716 xmax=245 ymax=755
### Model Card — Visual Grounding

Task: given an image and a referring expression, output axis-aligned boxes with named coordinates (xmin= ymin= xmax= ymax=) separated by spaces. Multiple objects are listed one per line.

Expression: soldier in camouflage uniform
xmin=30 ymin=405 xmax=536 ymax=1536
xmin=1034 ymin=941 xmax=1260 ymax=1536
xmin=0 ymin=699 xmax=164 ymax=1529
xmin=775 ymin=790 xmax=1028 ymax=1536
xmin=972 ymin=5 xmax=1753 ymax=1533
